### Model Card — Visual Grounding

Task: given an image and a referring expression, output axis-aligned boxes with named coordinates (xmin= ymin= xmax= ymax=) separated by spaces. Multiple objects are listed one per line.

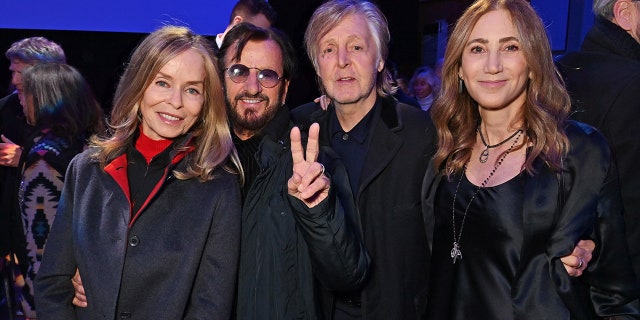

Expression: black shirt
xmin=328 ymin=102 xmax=378 ymax=198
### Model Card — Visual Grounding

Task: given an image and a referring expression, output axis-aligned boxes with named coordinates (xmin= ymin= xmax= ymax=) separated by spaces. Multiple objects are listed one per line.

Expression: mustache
xmin=234 ymin=92 xmax=269 ymax=102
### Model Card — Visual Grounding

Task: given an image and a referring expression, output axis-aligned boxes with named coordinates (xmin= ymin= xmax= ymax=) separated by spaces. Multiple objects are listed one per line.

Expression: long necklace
xmin=450 ymin=130 xmax=522 ymax=264
xmin=478 ymin=126 xmax=523 ymax=163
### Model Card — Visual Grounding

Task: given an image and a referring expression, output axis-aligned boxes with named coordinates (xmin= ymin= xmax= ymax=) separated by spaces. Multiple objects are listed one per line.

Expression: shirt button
xmin=128 ymin=235 xmax=140 ymax=247
xmin=342 ymin=133 xmax=349 ymax=141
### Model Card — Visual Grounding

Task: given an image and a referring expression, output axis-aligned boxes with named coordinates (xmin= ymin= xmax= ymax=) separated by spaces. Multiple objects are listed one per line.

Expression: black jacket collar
xmin=582 ymin=17 xmax=640 ymax=60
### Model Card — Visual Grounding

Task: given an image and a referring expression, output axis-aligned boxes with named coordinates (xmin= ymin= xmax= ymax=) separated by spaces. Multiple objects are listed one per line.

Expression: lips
xmin=158 ymin=112 xmax=183 ymax=122
xmin=239 ymin=98 xmax=264 ymax=104
xmin=479 ymin=80 xmax=507 ymax=88
xmin=235 ymin=93 xmax=269 ymax=110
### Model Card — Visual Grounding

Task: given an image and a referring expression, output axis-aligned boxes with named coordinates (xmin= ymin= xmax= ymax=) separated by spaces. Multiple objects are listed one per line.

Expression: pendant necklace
xmin=478 ymin=126 xmax=523 ymax=163
xmin=450 ymin=129 xmax=522 ymax=264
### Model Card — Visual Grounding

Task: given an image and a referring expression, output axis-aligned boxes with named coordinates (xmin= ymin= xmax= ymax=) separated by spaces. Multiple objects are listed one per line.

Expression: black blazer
xmin=422 ymin=121 xmax=640 ymax=319
xmin=292 ymin=96 xmax=437 ymax=319
xmin=557 ymin=17 xmax=640 ymax=281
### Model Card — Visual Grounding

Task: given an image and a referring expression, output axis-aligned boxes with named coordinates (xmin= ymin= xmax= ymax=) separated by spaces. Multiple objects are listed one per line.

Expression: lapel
xmin=518 ymin=158 xmax=560 ymax=270
xmin=309 ymin=97 xmax=403 ymax=199
xmin=357 ymin=97 xmax=403 ymax=198
xmin=421 ymin=160 xmax=442 ymax=251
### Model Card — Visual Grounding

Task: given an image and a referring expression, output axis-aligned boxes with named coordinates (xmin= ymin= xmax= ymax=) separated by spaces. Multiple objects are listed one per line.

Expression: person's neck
xmin=333 ymin=93 xmax=377 ymax=132
xmin=478 ymin=110 xmax=523 ymax=142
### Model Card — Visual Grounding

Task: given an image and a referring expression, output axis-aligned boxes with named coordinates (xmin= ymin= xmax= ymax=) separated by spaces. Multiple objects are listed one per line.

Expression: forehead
xmin=469 ymin=9 xmax=517 ymax=41
xmin=320 ymin=13 xmax=372 ymax=44
xmin=159 ymin=49 xmax=205 ymax=80
xmin=9 ymin=59 xmax=32 ymax=71
xmin=226 ymin=39 xmax=284 ymax=71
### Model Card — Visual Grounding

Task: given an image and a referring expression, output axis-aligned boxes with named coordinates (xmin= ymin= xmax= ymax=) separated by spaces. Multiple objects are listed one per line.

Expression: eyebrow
xmin=467 ymin=36 xmax=520 ymax=45
xmin=321 ymin=34 xmax=364 ymax=45
xmin=156 ymin=71 xmax=204 ymax=86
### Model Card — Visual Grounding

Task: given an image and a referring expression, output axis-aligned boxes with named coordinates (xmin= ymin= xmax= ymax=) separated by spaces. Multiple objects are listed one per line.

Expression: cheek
xmin=187 ymin=100 xmax=204 ymax=119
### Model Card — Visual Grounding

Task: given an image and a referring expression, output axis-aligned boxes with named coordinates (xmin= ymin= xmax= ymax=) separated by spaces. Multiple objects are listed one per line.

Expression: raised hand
xmin=288 ymin=123 xmax=330 ymax=208
xmin=0 ymin=134 xmax=22 ymax=167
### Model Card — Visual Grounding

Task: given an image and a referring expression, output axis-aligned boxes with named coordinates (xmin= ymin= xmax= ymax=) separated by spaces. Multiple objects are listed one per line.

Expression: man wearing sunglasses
xmin=69 ymin=23 xmax=368 ymax=319
xmin=220 ymin=23 xmax=369 ymax=319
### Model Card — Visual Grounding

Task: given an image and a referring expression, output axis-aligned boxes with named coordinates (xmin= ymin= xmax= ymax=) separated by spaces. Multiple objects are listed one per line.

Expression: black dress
xmin=426 ymin=171 xmax=524 ymax=320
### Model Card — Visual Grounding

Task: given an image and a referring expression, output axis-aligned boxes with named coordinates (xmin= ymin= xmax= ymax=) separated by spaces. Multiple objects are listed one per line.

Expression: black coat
xmin=36 ymin=137 xmax=242 ymax=319
xmin=236 ymin=106 xmax=369 ymax=319
xmin=292 ymin=96 xmax=437 ymax=319
xmin=557 ymin=17 xmax=640 ymax=280
xmin=422 ymin=121 xmax=640 ymax=319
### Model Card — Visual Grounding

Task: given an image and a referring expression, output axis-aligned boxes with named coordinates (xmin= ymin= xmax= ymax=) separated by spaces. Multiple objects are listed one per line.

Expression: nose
xmin=167 ymin=88 xmax=183 ymax=109
xmin=484 ymin=51 xmax=503 ymax=74
xmin=337 ymin=48 xmax=350 ymax=68
xmin=243 ymin=70 xmax=262 ymax=95
xmin=11 ymin=72 xmax=21 ymax=88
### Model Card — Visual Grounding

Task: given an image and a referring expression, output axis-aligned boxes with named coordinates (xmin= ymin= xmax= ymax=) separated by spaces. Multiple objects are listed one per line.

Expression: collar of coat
xmin=582 ymin=17 xmax=640 ymax=60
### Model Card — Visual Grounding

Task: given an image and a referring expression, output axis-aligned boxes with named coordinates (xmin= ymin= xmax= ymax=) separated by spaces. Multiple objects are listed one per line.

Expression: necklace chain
xmin=450 ymin=130 xmax=522 ymax=264
xmin=478 ymin=127 xmax=523 ymax=163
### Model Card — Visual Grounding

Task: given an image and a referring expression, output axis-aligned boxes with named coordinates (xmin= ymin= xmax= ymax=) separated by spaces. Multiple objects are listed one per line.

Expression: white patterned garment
xmin=17 ymin=131 xmax=83 ymax=318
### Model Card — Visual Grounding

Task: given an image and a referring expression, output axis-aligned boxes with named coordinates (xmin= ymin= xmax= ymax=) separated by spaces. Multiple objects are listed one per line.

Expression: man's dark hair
xmin=218 ymin=22 xmax=296 ymax=82
xmin=229 ymin=0 xmax=277 ymax=26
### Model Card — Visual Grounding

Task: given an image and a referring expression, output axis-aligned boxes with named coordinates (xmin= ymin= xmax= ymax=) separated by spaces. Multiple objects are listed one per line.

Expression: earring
xmin=458 ymin=78 xmax=464 ymax=94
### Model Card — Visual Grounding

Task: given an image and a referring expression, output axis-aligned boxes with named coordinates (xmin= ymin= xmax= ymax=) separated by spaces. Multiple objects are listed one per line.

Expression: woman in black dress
xmin=422 ymin=0 xmax=640 ymax=318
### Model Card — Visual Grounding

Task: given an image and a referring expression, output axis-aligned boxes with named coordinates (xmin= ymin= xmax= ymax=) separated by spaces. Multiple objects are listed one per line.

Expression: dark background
xmin=0 ymin=0 xmax=471 ymax=112
xmin=0 ymin=0 xmax=592 ymax=112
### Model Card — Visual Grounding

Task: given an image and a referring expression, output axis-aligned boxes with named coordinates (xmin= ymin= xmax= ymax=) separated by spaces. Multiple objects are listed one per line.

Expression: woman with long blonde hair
xmin=35 ymin=26 xmax=242 ymax=319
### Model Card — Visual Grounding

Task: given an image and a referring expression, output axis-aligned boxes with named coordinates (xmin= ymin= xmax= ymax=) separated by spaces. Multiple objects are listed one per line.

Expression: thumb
xmin=1 ymin=134 xmax=15 ymax=144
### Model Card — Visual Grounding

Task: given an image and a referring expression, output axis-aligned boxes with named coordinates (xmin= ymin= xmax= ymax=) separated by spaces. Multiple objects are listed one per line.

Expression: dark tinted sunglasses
xmin=224 ymin=64 xmax=282 ymax=88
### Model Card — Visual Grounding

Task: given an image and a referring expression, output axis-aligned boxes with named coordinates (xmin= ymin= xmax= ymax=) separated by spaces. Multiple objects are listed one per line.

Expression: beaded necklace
xmin=478 ymin=126 xmax=523 ymax=163
xmin=450 ymin=130 xmax=522 ymax=264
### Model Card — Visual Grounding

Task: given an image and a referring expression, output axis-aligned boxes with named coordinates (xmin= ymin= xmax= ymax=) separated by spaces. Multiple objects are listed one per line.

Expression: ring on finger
xmin=319 ymin=163 xmax=325 ymax=175
xmin=575 ymin=257 xmax=584 ymax=269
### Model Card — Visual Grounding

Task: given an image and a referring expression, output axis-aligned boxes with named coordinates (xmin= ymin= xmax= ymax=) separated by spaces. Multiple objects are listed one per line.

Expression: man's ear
xmin=232 ymin=16 xmax=244 ymax=27
xmin=612 ymin=0 xmax=635 ymax=31
xmin=282 ymin=80 xmax=291 ymax=105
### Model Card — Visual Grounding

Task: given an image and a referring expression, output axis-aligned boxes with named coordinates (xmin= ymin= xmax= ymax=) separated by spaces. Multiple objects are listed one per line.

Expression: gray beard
xmin=227 ymin=97 xmax=282 ymax=135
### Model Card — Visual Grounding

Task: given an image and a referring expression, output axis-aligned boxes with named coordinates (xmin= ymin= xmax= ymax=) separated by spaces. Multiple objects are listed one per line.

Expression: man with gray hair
xmin=291 ymin=1 xmax=436 ymax=318
xmin=0 ymin=36 xmax=65 ymax=319
xmin=557 ymin=0 xmax=640 ymax=280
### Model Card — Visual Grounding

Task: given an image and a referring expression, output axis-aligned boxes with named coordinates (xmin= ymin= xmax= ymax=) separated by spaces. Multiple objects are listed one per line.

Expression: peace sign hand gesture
xmin=288 ymin=123 xmax=330 ymax=208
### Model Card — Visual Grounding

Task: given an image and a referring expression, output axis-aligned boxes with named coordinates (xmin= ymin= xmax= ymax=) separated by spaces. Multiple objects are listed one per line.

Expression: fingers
xmin=290 ymin=126 xmax=304 ymax=165
xmin=560 ymin=253 xmax=586 ymax=277
xmin=319 ymin=95 xmax=331 ymax=111
xmin=297 ymin=173 xmax=330 ymax=200
xmin=305 ymin=123 xmax=320 ymax=163
xmin=1 ymin=134 xmax=14 ymax=144
xmin=72 ymin=269 xmax=88 ymax=307
xmin=288 ymin=122 xmax=329 ymax=206
xmin=287 ymin=172 xmax=302 ymax=196
xmin=576 ymin=239 xmax=594 ymax=264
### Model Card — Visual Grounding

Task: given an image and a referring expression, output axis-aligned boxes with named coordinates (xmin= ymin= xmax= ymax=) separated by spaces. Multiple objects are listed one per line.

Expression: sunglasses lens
xmin=227 ymin=64 xmax=249 ymax=83
xmin=257 ymin=69 xmax=280 ymax=88
xmin=226 ymin=64 xmax=281 ymax=88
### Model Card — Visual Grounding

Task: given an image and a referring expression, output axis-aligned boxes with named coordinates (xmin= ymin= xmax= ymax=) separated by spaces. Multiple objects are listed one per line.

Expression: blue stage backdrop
xmin=0 ymin=0 xmax=234 ymax=35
